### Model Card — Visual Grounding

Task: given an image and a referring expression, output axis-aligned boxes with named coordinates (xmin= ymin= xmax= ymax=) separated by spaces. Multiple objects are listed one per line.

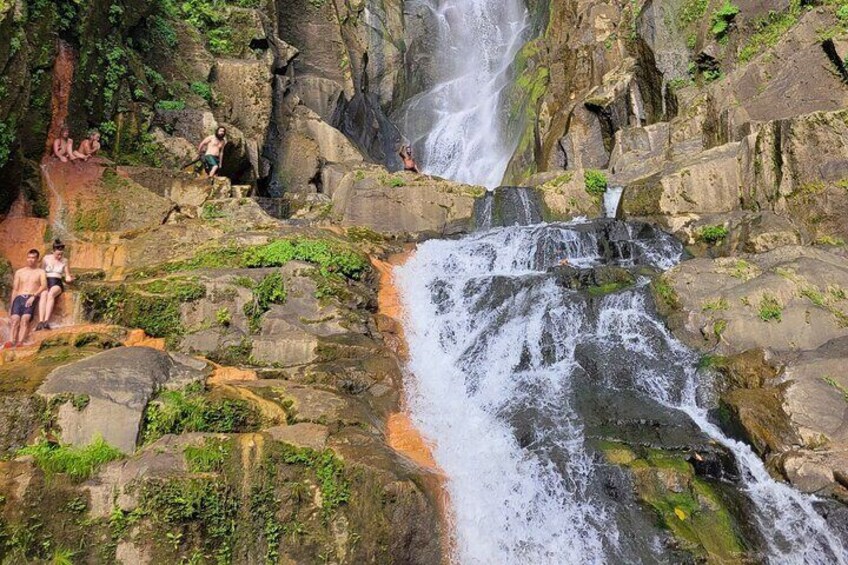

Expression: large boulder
xmin=661 ymin=246 xmax=848 ymax=354
xmin=37 ymin=347 xmax=208 ymax=453
xmin=324 ymin=164 xmax=482 ymax=237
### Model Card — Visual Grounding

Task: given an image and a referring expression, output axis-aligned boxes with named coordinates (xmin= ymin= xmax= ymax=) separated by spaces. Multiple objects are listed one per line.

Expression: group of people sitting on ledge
xmin=52 ymin=126 xmax=101 ymax=163
xmin=4 ymin=240 xmax=73 ymax=349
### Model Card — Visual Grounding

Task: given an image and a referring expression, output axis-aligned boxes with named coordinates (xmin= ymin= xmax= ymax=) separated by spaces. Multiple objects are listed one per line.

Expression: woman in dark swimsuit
xmin=36 ymin=239 xmax=74 ymax=331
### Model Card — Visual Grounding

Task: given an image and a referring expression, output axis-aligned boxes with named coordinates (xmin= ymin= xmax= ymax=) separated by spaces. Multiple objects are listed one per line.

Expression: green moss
xmin=141 ymin=384 xmax=261 ymax=444
xmin=18 ymin=436 xmax=124 ymax=482
xmin=584 ymin=170 xmax=608 ymax=197
xmin=587 ymin=281 xmax=631 ymax=296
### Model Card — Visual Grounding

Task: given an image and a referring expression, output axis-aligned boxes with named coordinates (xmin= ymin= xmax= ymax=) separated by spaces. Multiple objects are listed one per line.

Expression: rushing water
xmin=397 ymin=219 xmax=848 ymax=564
xmin=395 ymin=0 xmax=530 ymax=187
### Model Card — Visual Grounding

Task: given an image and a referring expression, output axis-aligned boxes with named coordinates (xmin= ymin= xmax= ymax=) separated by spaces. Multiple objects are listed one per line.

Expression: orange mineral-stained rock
xmin=386 ymin=411 xmax=439 ymax=472
xmin=123 ymin=329 xmax=165 ymax=350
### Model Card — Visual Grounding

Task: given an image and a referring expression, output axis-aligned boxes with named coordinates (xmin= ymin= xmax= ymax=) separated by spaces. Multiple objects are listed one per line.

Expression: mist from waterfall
xmin=396 ymin=0 xmax=530 ymax=188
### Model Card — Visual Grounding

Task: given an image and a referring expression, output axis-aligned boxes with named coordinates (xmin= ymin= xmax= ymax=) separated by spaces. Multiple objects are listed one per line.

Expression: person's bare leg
xmin=43 ymin=286 xmax=62 ymax=326
xmin=207 ymin=165 xmax=219 ymax=178
xmin=7 ymin=315 xmax=20 ymax=346
xmin=38 ymin=290 xmax=48 ymax=324
xmin=16 ymin=314 xmax=32 ymax=345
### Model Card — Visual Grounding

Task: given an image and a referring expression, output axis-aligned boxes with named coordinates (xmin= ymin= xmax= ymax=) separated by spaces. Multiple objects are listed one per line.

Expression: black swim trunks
xmin=202 ymin=154 xmax=220 ymax=173
xmin=10 ymin=295 xmax=37 ymax=317
xmin=47 ymin=277 xmax=64 ymax=292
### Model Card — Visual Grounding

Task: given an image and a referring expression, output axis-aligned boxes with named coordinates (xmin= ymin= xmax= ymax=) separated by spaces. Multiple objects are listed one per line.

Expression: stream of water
xmin=396 ymin=219 xmax=848 ymax=563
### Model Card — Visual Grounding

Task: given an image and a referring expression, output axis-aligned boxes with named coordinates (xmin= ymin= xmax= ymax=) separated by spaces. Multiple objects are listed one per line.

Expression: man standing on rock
xmin=5 ymin=250 xmax=47 ymax=348
xmin=197 ymin=126 xmax=227 ymax=178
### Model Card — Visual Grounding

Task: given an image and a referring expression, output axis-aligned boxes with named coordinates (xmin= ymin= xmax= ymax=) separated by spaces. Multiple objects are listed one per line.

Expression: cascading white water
xmin=397 ymin=221 xmax=848 ymax=564
xmin=396 ymin=0 xmax=530 ymax=188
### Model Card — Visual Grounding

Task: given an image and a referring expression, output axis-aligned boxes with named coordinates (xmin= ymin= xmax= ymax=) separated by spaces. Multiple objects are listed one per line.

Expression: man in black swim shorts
xmin=6 ymin=249 xmax=47 ymax=348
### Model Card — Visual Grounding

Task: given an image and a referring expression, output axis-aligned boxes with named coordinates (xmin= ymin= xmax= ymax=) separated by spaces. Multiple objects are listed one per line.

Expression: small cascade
xmin=603 ymin=185 xmax=625 ymax=218
xmin=397 ymin=219 xmax=848 ymax=563
xmin=473 ymin=186 xmax=544 ymax=228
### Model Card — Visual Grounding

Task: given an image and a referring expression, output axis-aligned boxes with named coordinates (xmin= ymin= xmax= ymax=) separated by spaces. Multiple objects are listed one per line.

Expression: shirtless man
xmin=72 ymin=131 xmax=101 ymax=161
xmin=398 ymin=144 xmax=419 ymax=173
xmin=52 ymin=126 xmax=76 ymax=162
xmin=197 ymin=126 xmax=227 ymax=178
xmin=5 ymin=250 xmax=47 ymax=348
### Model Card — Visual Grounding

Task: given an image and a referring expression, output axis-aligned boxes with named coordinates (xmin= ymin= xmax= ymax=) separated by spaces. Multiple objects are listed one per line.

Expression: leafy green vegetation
xmin=758 ymin=294 xmax=783 ymax=322
xmin=697 ymin=224 xmax=729 ymax=244
xmin=190 ymin=81 xmax=215 ymax=104
xmin=244 ymin=272 xmax=287 ymax=332
xmin=141 ymin=384 xmax=261 ymax=444
xmin=584 ymin=169 xmax=608 ymax=197
xmin=244 ymin=239 xmax=369 ymax=279
xmin=18 ymin=436 xmax=123 ymax=481
xmin=155 ymin=99 xmax=186 ymax=111
xmin=139 ymin=476 xmax=237 ymax=561
xmin=652 ymin=277 xmax=680 ymax=310
xmin=184 ymin=438 xmax=232 ymax=473
xmin=279 ymin=443 xmax=350 ymax=516
xmin=81 ymin=277 xmax=206 ymax=340
xmin=678 ymin=0 xmax=709 ymax=27
xmin=738 ymin=0 xmax=801 ymax=62
xmin=711 ymin=1 xmax=740 ymax=38
xmin=0 ymin=119 xmax=14 ymax=169
xmin=200 ymin=202 xmax=226 ymax=220
xmin=216 ymin=307 xmax=232 ymax=327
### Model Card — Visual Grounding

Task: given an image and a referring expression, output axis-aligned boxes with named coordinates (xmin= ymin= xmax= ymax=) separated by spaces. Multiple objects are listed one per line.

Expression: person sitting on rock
xmin=197 ymin=126 xmax=227 ymax=178
xmin=399 ymin=144 xmax=419 ymax=173
xmin=72 ymin=131 xmax=101 ymax=161
xmin=5 ymin=249 xmax=47 ymax=348
xmin=52 ymin=126 xmax=76 ymax=163
xmin=36 ymin=239 xmax=74 ymax=332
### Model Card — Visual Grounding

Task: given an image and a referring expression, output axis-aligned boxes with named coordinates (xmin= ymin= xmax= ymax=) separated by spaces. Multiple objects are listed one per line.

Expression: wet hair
xmin=27 ymin=249 xmax=40 ymax=258
xmin=216 ymin=126 xmax=227 ymax=135
xmin=52 ymin=239 xmax=65 ymax=251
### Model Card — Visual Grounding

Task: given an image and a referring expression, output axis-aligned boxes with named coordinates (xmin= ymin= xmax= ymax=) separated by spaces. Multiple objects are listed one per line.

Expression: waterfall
xmin=396 ymin=0 xmax=530 ymax=187
xmin=396 ymin=219 xmax=848 ymax=564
